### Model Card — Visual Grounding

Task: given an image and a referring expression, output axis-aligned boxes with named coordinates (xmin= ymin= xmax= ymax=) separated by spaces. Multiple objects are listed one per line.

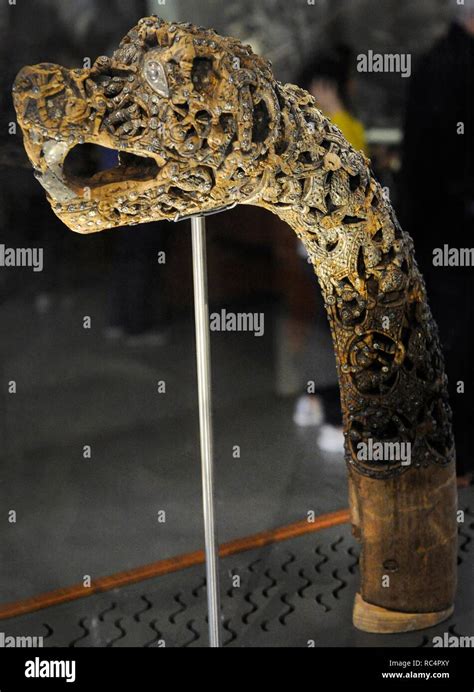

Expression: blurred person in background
xmin=298 ymin=46 xmax=367 ymax=155
xmin=69 ymin=145 xmax=172 ymax=347
xmin=105 ymin=222 xmax=170 ymax=347
xmin=400 ymin=1 xmax=474 ymax=481
xmin=292 ymin=47 xmax=367 ymax=453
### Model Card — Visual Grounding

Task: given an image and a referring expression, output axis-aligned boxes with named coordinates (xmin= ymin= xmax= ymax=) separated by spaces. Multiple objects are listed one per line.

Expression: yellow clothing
xmin=330 ymin=109 xmax=367 ymax=154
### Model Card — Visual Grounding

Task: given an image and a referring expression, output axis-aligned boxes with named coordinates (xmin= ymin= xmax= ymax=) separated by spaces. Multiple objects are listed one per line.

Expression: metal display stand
xmin=191 ymin=216 xmax=222 ymax=648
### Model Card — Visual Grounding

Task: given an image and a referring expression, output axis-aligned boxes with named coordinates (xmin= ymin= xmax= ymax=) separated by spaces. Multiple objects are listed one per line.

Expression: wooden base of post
xmin=353 ymin=593 xmax=454 ymax=634
xmin=349 ymin=463 xmax=457 ymax=632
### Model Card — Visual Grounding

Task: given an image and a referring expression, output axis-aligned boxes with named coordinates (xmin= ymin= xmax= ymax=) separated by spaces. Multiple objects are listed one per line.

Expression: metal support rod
xmin=191 ymin=215 xmax=222 ymax=648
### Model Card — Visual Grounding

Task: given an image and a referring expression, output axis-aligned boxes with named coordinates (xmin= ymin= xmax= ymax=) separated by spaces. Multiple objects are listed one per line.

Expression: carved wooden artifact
xmin=13 ymin=16 xmax=457 ymax=633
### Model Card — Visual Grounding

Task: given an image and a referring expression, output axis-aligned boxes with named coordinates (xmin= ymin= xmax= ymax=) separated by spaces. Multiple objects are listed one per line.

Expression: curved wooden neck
xmin=252 ymin=85 xmax=458 ymax=630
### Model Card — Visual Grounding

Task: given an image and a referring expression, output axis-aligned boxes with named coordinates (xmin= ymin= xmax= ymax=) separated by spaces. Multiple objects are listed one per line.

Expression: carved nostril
xmin=13 ymin=67 xmax=37 ymax=95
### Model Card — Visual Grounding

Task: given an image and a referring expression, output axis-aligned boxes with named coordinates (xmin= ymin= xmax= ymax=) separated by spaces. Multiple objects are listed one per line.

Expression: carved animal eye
xmin=144 ymin=57 xmax=169 ymax=97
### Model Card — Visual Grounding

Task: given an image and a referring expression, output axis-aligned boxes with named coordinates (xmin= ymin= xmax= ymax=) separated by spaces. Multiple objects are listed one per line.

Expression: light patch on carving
xmin=144 ymin=53 xmax=169 ymax=98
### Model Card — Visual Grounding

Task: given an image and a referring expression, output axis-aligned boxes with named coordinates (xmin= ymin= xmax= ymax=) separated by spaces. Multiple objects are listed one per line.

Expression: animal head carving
xmin=13 ymin=16 xmax=290 ymax=233
xmin=12 ymin=17 xmax=459 ymax=625
xmin=13 ymin=15 xmax=455 ymax=481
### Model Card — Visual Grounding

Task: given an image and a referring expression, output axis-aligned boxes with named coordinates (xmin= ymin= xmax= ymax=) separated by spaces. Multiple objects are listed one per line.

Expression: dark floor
xmin=0 ymin=288 xmax=347 ymax=604
xmin=1 ymin=487 xmax=472 ymax=647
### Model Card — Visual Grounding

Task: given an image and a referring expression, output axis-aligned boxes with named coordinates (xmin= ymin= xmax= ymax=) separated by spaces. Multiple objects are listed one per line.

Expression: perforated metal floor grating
xmin=2 ymin=487 xmax=473 ymax=647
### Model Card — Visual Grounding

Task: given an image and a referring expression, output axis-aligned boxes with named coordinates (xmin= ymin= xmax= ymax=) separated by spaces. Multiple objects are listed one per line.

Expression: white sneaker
xmin=317 ymin=424 xmax=345 ymax=454
xmin=293 ymin=395 xmax=324 ymax=427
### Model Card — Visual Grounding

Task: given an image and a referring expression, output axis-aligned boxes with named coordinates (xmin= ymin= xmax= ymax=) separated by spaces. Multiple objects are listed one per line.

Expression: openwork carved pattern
xmin=13 ymin=16 xmax=454 ymax=479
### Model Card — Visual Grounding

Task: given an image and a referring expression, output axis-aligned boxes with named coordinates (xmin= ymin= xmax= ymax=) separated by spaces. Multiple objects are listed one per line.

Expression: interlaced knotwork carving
xmin=13 ymin=16 xmax=455 ymax=480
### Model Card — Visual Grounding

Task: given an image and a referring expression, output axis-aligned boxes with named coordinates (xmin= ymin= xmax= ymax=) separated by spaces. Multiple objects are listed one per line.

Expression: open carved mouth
xmin=62 ymin=143 xmax=161 ymax=189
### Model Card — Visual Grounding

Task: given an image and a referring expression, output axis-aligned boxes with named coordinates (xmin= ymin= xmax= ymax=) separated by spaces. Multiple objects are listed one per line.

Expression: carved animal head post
xmin=13 ymin=16 xmax=457 ymax=633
